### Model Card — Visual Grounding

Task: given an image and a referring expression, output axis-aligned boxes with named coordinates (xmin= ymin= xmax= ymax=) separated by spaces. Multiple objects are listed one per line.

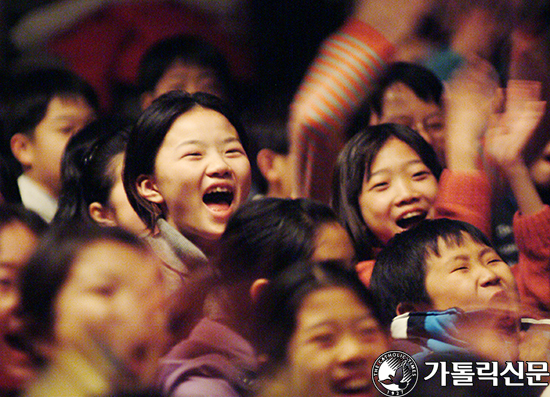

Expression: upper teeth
xmin=401 ymin=211 xmax=423 ymax=220
xmin=208 ymin=187 xmax=231 ymax=194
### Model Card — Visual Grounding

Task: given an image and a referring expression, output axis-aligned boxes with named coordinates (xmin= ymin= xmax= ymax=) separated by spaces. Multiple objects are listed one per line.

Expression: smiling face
xmin=54 ymin=240 xmax=169 ymax=388
xmin=424 ymin=234 xmax=518 ymax=313
xmin=144 ymin=106 xmax=251 ymax=251
xmin=287 ymin=287 xmax=388 ymax=397
xmin=0 ymin=221 xmax=39 ymax=390
xmin=423 ymin=234 xmax=520 ymax=362
xmin=358 ymin=137 xmax=438 ymax=245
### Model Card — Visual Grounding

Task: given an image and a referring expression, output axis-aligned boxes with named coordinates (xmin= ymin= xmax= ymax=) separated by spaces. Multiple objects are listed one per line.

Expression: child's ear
xmin=10 ymin=133 xmax=34 ymax=168
xmin=136 ymin=175 xmax=164 ymax=204
xmin=89 ymin=202 xmax=117 ymax=227
xmin=369 ymin=112 xmax=380 ymax=126
xmin=140 ymin=92 xmax=155 ymax=111
xmin=250 ymin=278 xmax=270 ymax=304
xmin=256 ymin=149 xmax=279 ymax=182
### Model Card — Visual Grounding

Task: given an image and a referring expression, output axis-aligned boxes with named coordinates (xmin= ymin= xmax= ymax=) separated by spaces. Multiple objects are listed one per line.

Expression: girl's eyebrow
xmin=175 ymin=140 xmax=202 ymax=150
xmin=302 ymin=320 xmax=334 ymax=332
xmin=223 ymin=136 xmax=241 ymax=144
xmin=174 ymin=136 xmax=241 ymax=150
xmin=369 ymin=159 xmax=425 ymax=178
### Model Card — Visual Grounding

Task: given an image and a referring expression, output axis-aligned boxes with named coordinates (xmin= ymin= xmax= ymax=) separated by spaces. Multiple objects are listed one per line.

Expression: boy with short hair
xmin=370 ymin=218 xmax=535 ymax=364
xmin=2 ymin=68 xmax=98 ymax=222
xmin=371 ymin=218 xmax=518 ymax=326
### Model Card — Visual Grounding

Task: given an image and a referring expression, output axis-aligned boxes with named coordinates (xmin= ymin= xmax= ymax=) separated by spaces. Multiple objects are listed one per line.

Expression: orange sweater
xmin=512 ymin=204 xmax=550 ymax=317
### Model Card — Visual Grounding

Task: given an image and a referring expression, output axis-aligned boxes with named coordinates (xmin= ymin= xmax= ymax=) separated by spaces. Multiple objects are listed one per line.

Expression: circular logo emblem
xmin=372 ymin=350 xmax=418 ymax=396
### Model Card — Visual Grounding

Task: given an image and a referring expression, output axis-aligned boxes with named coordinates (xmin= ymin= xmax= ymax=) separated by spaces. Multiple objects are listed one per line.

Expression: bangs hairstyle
xmin=123 ymin=91 xmax=248 ymax=230
xmin=332 ymin=123 xmax=442 ymax=260
xmin=254 ymin=260 xmax=384 ymax=368
xmin=370 ymin=218 xmax=494 ymax=326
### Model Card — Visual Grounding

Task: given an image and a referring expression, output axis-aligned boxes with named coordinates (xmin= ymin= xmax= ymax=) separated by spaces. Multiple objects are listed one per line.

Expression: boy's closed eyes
xmin=423 ymin=234 xmax=519 ymax=314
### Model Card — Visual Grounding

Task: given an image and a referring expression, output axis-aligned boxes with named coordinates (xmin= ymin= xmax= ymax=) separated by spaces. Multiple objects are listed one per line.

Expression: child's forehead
xmin=427 ymin=233 xmax=493 ymax=261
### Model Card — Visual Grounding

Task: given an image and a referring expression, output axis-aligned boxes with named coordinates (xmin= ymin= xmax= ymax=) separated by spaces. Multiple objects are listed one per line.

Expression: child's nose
xmin=6 ymin=291 xmax=23 ymax=329
xmin=394 ymin=178 xmax=419 ymax=205
xmin=479 ymin=266 xmax=501 ymax=288
xmin=206 ymin=154 xmax=231 ymax=177
xmin=336 ymin=335 xmax=367 ymax=367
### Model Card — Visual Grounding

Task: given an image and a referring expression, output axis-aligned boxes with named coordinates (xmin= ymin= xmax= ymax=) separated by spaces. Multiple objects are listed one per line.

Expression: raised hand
xmin=444 ymin=57 xmax=500 ymax=170
xmin=484 ymin=80 xmax=546 ymax=215
xmin=485 ymin=81 xmax=545 ymax=170
xmin=354 ymin=0 xmax=439 ymax=44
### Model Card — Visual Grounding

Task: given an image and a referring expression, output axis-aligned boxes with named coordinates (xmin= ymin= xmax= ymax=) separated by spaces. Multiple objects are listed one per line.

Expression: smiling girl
xmin=253 ymin=260 xmax=389 ymax=397
xmin=123 ymin=90 xmax=251 ymax=338
xmin=332 ymin=123 xmax=491 ymax=285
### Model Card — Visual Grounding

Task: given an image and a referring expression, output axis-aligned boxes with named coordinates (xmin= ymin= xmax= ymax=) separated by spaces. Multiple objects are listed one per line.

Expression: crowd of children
xmin=0 ymin=0 xmax=550 ymax=396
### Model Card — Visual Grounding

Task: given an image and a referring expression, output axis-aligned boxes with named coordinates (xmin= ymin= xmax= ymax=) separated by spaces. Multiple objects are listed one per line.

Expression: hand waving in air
xmin=485 ymin=80 xmax=547 ymax=215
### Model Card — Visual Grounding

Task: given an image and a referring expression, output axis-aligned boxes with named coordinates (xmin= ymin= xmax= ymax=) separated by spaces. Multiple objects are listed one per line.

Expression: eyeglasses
xmin=384 ymin=113 xmax=445 ymax=144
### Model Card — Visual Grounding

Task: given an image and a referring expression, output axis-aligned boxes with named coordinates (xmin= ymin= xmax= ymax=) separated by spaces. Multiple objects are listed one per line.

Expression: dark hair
xmin=370 ymin=218 xmax=495 ymax=327
xmin=2 ymin=67 xmax=98 ymax=142
xmin=214 ymin=197 xmax=348 ymax=284
xmin=124 ymin=90 xmax=249 ymax=230
xmin=254 ymin=260 xmax=384 ymax=367
xmin=243 ymin=94 xmax=291 ymax=195
xmin=53 ymin=117 xmax=130 ymax=226
xmin=370 ymin=62 xmax=443 ymax=118
xmin=20 ymin=222 xmax=147 ymax=341
xmin=0 ymin=67 xmax=98 ymax=177
xmin=138 ymin=34 xmax=233 ymax=100
xmin=332 ymin=123 xmax=442 ymax=260
xmin=0 ymin=204 xmax=48 ymax=236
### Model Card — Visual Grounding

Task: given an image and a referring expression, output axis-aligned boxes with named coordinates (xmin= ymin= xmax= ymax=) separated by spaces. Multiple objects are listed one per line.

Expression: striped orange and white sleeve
xmin=289 ymin=18 xmax=395 ymax=203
